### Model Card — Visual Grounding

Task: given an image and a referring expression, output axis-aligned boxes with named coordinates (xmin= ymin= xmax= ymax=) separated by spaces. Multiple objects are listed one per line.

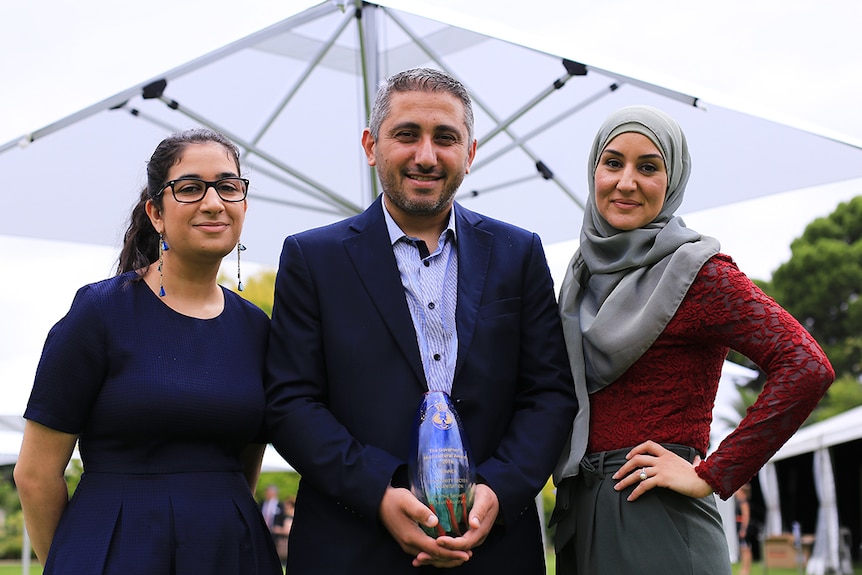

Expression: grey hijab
xmin=554 ymin=106 xmax=720 ymax=482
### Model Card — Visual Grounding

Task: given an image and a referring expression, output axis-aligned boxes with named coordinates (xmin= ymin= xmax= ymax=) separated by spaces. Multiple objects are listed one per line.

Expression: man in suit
xmin=266 ymin=67 xmax=577 ymax=574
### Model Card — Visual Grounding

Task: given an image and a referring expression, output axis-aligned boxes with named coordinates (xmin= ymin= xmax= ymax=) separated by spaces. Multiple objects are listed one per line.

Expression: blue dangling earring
xmin=236 ymin=241 xmax=246 ymax=292
xmin=158 ymin=233 xmax=170 ymax=297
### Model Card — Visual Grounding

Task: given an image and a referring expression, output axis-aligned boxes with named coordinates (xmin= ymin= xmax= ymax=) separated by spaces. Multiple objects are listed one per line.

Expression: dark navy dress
xmin=24 ymin=273 xmax=283 ymax=574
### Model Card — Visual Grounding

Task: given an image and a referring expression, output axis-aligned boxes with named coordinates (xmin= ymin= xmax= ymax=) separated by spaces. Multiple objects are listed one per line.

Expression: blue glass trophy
xmin=408 ymin=391 xmax=476 ymax=537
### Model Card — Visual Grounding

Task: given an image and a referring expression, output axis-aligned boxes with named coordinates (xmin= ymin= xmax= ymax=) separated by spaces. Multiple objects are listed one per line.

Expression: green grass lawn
xmin=729 ymin=564 xmax=862 ymax=575
xmin=0 ymin=563 xmax=42 ymax=575
xmin=546 ymin=558 xmax=862 ymax=575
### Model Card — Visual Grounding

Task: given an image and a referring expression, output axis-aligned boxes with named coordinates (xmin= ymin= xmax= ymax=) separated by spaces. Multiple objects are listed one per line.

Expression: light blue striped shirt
xmin=382 ymin=201 xmax=458 ymax=394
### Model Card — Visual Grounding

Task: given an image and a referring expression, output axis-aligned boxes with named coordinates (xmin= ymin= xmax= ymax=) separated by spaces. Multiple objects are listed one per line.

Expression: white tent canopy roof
xmin=770 ymin=405 xmax=862 ymax=462
xmin=385 ymin=0 xmax=862 ymax=149
xmin=1 ymin=0 xmax=860 ymax=268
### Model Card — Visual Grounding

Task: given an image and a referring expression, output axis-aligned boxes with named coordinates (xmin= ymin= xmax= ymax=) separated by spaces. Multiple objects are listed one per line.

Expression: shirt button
xmin=433 ymin=353 xmax=441 ymax=361
xmin=428 ymin=302 xmax=435 ymax=309
xmin=423 ymin=260 xmax=430 ymax=267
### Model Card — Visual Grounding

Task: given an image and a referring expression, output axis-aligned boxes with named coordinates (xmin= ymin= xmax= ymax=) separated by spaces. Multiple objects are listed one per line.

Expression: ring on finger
xmin=638 ymin=468 xmax=648 ymax=481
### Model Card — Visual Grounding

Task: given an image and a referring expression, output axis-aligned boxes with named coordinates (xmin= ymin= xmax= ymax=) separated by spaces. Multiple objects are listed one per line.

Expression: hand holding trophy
xmin=408 ymin=391 xmax=476 ymax=537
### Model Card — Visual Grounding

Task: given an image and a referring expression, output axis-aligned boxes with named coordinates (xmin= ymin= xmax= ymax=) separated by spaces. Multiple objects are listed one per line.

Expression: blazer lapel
xmin=342 ymin=198 xmax=427 ymax=387
xmin=453 ymin=204 xmax=492 ymax=382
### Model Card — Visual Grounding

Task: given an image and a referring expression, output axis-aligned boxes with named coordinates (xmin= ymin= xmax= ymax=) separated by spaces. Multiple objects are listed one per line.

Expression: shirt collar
xmin=381 ymin=197 xmax=458 ymax=246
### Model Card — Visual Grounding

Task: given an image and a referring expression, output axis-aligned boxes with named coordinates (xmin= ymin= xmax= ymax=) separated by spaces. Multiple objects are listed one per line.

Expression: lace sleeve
xmin=691 ymin=256 xmax=834 ymax=499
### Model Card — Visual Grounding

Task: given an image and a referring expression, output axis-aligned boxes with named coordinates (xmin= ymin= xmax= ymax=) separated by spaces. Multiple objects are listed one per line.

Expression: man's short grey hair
xmin=368 ymin=68 xmax=475 ymax=143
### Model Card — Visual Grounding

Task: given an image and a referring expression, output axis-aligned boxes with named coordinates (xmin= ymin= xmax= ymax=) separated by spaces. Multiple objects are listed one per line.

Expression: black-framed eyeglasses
xmin=159 ymin=177 xmax=249 ymax=203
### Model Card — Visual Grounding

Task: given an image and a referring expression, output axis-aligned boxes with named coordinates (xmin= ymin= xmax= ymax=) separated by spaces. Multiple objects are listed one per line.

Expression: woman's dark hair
xmin=116 ymin=128 xmax=242 ymax=275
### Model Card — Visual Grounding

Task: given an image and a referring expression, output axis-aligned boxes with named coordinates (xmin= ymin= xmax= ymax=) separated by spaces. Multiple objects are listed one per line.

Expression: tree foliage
xmin=255 ymin=471 xmax=301 ymax=504
xmin=221 ymin=268 xmax=277 ymax=317
xmin=807 ymin=374 xmax=862 ymax=423
xmin=761 ymin=195 xmax=862 ymax=378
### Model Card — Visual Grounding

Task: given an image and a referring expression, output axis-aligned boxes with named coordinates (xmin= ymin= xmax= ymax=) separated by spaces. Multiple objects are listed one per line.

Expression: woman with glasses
xmin=14 ymin=128 xmax=283 ymax=574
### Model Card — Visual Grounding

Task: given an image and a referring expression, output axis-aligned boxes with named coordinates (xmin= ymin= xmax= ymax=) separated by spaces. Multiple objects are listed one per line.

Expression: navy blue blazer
xmin=266 ymin=197 xmax=577 ymax=574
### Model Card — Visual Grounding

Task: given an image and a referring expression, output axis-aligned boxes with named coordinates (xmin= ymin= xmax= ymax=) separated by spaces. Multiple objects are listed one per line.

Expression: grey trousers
xmin=552 ymin=445 xmax=731 ymax=575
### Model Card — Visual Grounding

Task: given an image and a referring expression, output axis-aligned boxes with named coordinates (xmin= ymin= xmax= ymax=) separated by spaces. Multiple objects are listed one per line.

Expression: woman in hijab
xmin=550 ymin=105 xmax=834 ymax=574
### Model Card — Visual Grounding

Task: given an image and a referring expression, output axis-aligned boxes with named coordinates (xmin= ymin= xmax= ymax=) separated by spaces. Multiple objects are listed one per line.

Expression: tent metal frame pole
xmin=471 ymin=82 xmax=622 ymax=172
xmin=251 ymin=9 xmax=356 ymax=147
xmin=154 ymin=95 xmax=362 ymax=215
xmin=356 ymin=1 xmax=381 ymax=202
xmin=356 ymin=2 xmax=380 ymax=129
xmin=478 ymin=70 xmax=575 ymax=147
xmin=118 ymin=104 xmax=352 ymax=215
xmin=241 ymin=178 xmax=352 ymax=214
xmin=587 ymin=64 xmax=701 ymax=109
xmin=458 ymin=172 xmax=543 ymax=199
xmin=22 ymin=525 xmax=30 ymax=575
xmin=384 ymin=7 xmax=584 ymax=209
xmin=0 ymin=1 xmax=343 ymax=152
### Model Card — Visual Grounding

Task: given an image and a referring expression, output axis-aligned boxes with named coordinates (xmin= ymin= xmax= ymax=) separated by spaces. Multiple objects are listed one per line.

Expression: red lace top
xmin=588 ymin=254 xmax=834 ymax=499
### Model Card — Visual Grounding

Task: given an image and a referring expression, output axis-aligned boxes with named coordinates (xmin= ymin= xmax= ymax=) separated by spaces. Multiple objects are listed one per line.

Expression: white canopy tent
xmin=706 ymin=361 xmax=761 ymax=564
xmin=760 ymin=405 xmax=862 ymax=574
xmin=771 ymin=406 xmax=862 ymax=462
xmin=1 ymin=1 xmax=861 ymax=268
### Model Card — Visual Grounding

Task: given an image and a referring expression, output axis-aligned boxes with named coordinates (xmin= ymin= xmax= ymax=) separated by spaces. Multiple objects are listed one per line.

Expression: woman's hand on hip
xmin=612 ymin=440 xmax=713 ymax=501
